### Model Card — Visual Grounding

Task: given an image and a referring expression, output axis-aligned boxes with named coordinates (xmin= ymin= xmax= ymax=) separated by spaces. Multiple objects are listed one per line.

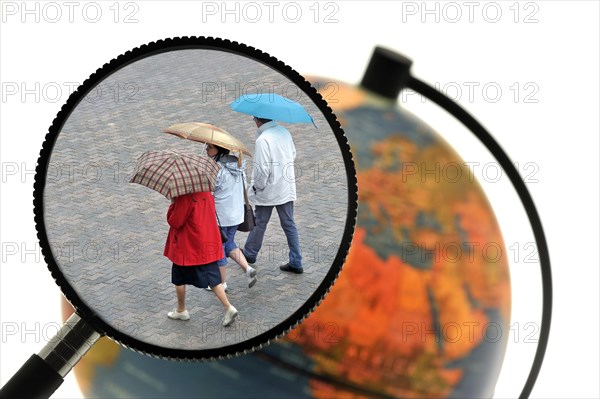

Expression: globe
xmin=61 ymin=49 xmax=510 ymax=398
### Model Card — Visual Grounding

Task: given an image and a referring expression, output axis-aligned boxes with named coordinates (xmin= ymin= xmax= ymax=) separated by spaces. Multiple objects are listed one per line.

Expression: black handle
xmin=0 ymin=354 xmax=63 ymax=399
xmin=0 ymin=313 xmax=101 ymax=399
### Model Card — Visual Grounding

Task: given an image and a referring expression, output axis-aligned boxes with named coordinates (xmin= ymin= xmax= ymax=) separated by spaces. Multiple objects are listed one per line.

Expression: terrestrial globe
xmin=62 ymin=47 xmax=511 ymax=399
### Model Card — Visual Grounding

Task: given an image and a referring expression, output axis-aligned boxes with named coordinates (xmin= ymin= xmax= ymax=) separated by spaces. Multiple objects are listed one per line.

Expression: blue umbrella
xmin=230 ymin=93 xmax=315 ymax=126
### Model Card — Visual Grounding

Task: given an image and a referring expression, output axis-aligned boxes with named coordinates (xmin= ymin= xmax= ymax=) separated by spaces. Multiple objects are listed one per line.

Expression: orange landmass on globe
xmin=288 ymin=128 xmax=510 ymax=398
xmin=360 ymin=134 xmax=510 ymax=315
xmin=453 ymin=191 xmax=511 ymax=316
xmin=288 ymin=229 xmax=469 ymax=397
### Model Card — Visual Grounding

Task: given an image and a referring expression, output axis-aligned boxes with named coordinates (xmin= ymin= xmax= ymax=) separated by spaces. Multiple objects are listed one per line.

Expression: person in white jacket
xmin=207 ymin=144 xmax=258 ymax=289
xmin=243 ymin=117 xmax=303 ymax=274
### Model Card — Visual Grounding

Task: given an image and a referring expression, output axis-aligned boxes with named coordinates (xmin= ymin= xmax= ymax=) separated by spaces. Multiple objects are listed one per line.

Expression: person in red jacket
xmin=164 ymin=191 xmax=238 ymax=326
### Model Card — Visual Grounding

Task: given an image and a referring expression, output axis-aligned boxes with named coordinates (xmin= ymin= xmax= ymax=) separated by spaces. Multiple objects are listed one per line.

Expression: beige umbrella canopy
xmin=163 ymin=122 xmax=252 ymax=157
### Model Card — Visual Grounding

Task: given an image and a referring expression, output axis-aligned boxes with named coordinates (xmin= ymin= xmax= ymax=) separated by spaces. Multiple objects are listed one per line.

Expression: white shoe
xmin=246 ymin=267 xmax=257 ymax=288
xmin=222 ymin=306 xmax=238 ymax=326
xmin=167 ymin=309 xmax=190 ymax=321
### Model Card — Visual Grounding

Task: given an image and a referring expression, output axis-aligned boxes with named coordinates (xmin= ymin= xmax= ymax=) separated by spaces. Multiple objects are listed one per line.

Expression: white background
xmin=1 ymin=1 xmax=598 ymax=398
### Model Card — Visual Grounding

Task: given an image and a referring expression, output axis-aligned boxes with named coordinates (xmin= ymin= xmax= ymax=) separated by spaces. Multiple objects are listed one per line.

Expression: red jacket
xmin=164 ymin=192 xmax=224 ymax=266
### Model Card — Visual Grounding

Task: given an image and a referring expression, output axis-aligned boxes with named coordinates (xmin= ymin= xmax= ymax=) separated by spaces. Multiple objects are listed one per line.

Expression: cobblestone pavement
xmin=43 ymin=49 xmax=350 ymax=351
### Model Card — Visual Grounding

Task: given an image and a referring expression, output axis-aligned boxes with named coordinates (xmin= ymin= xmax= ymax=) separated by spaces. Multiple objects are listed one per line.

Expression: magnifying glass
xmin=0 ymin=37 xmax=357 ymax=398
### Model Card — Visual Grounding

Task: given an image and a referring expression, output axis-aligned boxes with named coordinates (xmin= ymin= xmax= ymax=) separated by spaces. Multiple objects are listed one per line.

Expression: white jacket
xmin=214 ymin=155 xmax=246 ymax=227
xmin=249 ymin=121 xmax=297 ymax=206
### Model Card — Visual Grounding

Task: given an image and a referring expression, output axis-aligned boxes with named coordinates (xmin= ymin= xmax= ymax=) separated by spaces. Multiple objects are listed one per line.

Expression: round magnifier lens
xmin=38 ymin=37 xmax=356 ymax=357
xmin=0 ymin=36 xmax=357 ymax=399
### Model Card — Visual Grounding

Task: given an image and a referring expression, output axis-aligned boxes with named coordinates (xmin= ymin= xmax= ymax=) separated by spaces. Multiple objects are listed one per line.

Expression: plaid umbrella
xmin=129 ymin=150 xmax=220 ymax=199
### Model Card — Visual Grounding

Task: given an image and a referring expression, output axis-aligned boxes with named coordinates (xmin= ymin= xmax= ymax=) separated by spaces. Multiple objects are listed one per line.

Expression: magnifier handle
xmin=0 ymin=313 xmax=101 ymax=399
xmin=0 ymin=354 xmax=63 ymax=399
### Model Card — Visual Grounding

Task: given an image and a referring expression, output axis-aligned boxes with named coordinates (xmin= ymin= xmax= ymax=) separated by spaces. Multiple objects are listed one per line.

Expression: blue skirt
xmin=171 ymin=261 xmax=222 ymax=289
